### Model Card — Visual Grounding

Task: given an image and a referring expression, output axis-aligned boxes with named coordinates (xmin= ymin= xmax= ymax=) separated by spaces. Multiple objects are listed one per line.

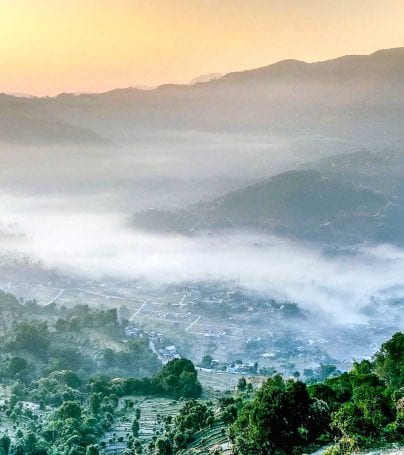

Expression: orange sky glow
xmin=1 ymin=0 xmax=404 ymax=96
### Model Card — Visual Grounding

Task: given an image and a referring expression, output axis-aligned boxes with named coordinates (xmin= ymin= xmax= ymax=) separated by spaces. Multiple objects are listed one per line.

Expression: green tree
xmin=9 ymin=357 xmax=28 ymax=378
xmin=86 ymin=445 xmax=99 ymax=455
xmin=12 ymin=321 xmax=50 ymax=359
xmin=132 ymin=439 xmax=143 ymax=454
xmin=155 ymin=437 xmax=172 ymax=455
xmin=231 ymin=376 xmax=312 ymax=454
xmin=201 ymin=355 xmax=213 ymax=368
xmin=55 ymin=401 xmax=82 ymax=420
xmin=373 ymin=332 xmax=404 ymax=390
xmin=173 ymin=400 xmax=214 ymax=449
xmin=132 ymin=419 xmax=139 ymax=438
xmin=90 ymin=393 xmax=102 ymax=415
xmin=157 ymin=359 xmax=202 ymax=399
xmin=13 ymin=443 xmax=24 ymax=455
xmin=237 ymin=377 xmax=247 ymax=392
xmin=0 ymin=435 xmax=10 ymax=455
xmin=24 ymin=432 xmax=37 ymax=455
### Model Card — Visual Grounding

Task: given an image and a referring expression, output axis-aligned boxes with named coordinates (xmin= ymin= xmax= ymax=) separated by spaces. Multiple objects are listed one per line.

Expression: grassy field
xmin=198 ymin=369 xmax=266 ymax=394
xmin=58 ymin=289 xmax=143 ymax=311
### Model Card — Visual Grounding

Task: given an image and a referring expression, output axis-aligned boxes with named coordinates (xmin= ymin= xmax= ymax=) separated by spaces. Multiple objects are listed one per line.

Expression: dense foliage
xmin=0 ymin=289 xmax=401 ymax=455
xmin=0 ymin=291 xmax=160 ymax=380
xmin=230 ymin=332 xmax=404 ymax=455
xmin=0 ymin=291 xmax=202 ymax=454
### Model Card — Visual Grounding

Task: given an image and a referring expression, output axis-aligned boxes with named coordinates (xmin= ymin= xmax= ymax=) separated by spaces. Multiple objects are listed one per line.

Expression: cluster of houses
xmin=203 ymin=328 xmax=231 ymax=338
xmin=198 ymin=290 xmax=242 ymax=306
xmin=158 ymin=345 xmax=181 ymax=363
xmin=124 ymin=324 xmax=180 ymax=364
xmin=124 ymin=325 xmax=142 ymax=338
xmin=123 ymin=325 xmax=166 ymax=343
xmin=226 ymin=361 xmax=258 ymax=374
xmin=199 ymin=358 xmax=259 ymax=374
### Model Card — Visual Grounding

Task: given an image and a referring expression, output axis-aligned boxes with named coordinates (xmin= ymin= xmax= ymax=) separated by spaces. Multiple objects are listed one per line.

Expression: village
xmin=1 ymin=272 xmax=400 ymax=383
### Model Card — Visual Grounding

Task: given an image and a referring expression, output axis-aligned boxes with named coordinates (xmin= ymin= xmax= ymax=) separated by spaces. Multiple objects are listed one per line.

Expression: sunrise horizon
xmin=3 ymin=44 xmax=404 ymax=98
xmin=2 ymin=0 xmax=404 ymax=96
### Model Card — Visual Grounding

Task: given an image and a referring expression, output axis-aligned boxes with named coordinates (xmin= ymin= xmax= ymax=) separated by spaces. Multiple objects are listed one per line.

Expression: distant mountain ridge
xmin=131 ymin=168 xmax=403 ymax=245
xmin=189 ymin=73 xmax=223 ymax=85
xmin=131 ymin=149 xmax=404 ymax=246
xmin=1 ymin=47 xmax=404 ymax=143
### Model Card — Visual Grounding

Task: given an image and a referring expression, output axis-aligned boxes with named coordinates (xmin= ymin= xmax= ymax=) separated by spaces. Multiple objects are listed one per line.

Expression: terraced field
xmin=100 ymin=397 xmax=183 ymax=454
xmin=198 ymin=369 xmax=265 ymax=394
xmin=55 ymin=332 xmax=106 ymax=363
xmin=311 ymin=446 xmax=404 ymax=455
xmin=0 ymin=389 xmax=51 ymax=443
xmin=99 ymin=394 xmax=234 ymax=455
xmin=183 ymin=421 xmax=231 ymax=454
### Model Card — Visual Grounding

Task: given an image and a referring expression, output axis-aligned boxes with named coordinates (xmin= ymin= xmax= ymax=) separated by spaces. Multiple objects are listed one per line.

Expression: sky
xmin=1 ymin=0 xmax=404 ymax=96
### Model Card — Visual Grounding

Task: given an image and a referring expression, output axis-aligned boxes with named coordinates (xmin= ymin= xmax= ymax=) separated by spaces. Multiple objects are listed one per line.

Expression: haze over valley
xmin=0 ymin=36 xmax=403 ymax=454
xmin=2 ymin=48 xmax=404 ymax=353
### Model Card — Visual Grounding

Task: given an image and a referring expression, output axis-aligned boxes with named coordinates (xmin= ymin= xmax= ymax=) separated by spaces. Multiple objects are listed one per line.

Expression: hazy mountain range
xmin=188 ymin=73 xmax=223 ymax=85
xmin=132 ymin=150 xmax=404 ymax=246
xmin=1 ymin=47 xmax=404 ymax=144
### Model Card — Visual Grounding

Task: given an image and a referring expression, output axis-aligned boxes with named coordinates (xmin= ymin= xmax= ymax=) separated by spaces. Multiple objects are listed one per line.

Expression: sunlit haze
xmin=0 ymin=2 xmax=404 ymax=451
xmin=1 ymin=0 xmax=404 ymax=95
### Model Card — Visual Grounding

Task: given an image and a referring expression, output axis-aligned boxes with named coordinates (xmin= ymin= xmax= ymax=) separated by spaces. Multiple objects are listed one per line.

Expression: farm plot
xmin=0 ymin=397 xmax=51 ymax=443
xmin=55 ymin=326 xmax=134 ymax=360
xmin=21 ymin=285 xmax=61 ymax=305
xmin=61 ymin=290 xmax=107 ymax=306
xmin=198 ymin=370 xmax=265 ymax=393
xmin=183 ymin=421 xmax=231 ymax=454
xmin=58 ymin=289 xmax=143 ymax=311
xmin=100 ymin=397 xmax=183 ymax=454
xmin=55 ymin=332 xmax=106 ymax=363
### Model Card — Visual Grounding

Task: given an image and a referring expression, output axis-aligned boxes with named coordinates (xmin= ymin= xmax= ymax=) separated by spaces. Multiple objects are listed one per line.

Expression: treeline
xmin=0 ymin=293 xmax=160 ymax=379
xmin=89 ymin=358 xmax=202 ymax=401
xmin=230 ymin=332 xmax=404 ymax=454
xmin=111 ymin=333 xmax=403 ymax=455
xmin=0 ymin=358 xmax=201 ymax=455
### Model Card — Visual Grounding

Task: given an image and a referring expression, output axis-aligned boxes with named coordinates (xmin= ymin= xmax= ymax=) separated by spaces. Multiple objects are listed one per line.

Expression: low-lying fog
xmin=0 ymin=134 xmax=298 ymax=211
xmin=0 ymin=134 xmax=403 ymax=330
xmin=1 ymin=191 xmax=404 ymax=326
xmin=0 ymin=131 xmax=363 ymax=210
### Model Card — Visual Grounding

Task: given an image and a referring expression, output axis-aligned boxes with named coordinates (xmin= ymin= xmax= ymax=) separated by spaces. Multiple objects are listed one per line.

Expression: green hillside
xmin=132 ymin=169 xmax=389 ymax=244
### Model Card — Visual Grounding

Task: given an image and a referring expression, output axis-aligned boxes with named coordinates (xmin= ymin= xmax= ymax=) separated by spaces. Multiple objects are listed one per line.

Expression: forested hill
xmin=132 ymin=168 xmax=403 ymax=245
xmin=230 ymin=332 xmax=404 ymax=454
